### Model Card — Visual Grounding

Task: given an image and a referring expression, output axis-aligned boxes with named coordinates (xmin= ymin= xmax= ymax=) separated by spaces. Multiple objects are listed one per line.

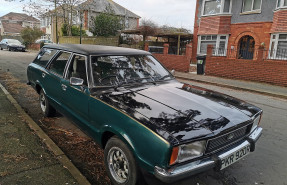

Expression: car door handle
xmin=61 ymin=84 xmax=67 ymax=91
xmin=42 ymin=73 xmax=46 ymax=78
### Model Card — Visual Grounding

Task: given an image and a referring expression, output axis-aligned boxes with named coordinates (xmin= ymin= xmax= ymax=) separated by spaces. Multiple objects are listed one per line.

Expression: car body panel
xmin=26 ymin=44 xmax=263 ymax=180
xmin=0 ymin=39 xmax=25 ymax=51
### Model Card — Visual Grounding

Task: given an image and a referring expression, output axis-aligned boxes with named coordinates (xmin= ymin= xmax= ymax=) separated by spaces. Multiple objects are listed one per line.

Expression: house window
xmin=276 ymin=0 xmax=287 ymax=8
xmin=198 ymin=35 xmax=229 ymax=56
xmin=202 ymin=0 xmax=232 ymax=16
xmin=242 ymin=0 xmax=262 ymax=12
xmin=269 ymin=33 xmax=287 ymax=60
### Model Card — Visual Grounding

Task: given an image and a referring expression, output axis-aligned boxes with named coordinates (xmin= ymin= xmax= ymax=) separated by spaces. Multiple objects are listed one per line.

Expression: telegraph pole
xmin=55 ymin=0 xmax=58 ymax=44
xmin=80 ymin=11 xmax=82 ymax=44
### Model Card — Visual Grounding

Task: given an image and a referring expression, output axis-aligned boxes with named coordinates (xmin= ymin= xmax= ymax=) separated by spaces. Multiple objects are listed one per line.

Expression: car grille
xmin=205 ymin=124 xmax=251 ymax=154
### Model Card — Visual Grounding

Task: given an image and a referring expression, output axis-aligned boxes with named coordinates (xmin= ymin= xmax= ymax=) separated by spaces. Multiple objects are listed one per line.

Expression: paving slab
xmin=0 ymin=85 xmax=87 ymax=185
xmin=175 ymin=72 xmax=287 ymax=99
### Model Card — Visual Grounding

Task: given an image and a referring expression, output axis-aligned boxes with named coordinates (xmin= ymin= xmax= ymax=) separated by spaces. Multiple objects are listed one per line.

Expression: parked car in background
xmin=148 ymin=46 xmax=164 ymax=54
xmin=35 ymin=39 xmax=54 ymax=45
xmin=27 ymin=44 xmax=263 ymax=185
xmin=0 ymin=39 xmax=25 ymax=51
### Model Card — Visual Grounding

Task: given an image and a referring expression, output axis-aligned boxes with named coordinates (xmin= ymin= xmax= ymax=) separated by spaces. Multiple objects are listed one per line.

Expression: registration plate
xmin=220 ymin=145 xmax=250 ymax=170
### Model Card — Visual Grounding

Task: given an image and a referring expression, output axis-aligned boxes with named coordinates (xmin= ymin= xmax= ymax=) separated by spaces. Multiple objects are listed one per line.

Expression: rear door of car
xmin=27 ymin=48 xmax=58 ymax=88
xmin=60 ymin=53 xmax=91 ymax=129
xmin=43 ymin=51 xmax=72 ymax=109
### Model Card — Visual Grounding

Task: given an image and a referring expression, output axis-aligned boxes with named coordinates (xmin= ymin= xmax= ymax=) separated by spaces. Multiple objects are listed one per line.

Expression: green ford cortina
xmin=27 ymin=44 xmax=263 ymax=185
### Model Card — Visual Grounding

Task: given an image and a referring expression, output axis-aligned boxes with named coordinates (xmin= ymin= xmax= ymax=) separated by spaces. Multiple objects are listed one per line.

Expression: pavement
xmin=174 ymin=71 xmax=287 ymax=99
xmin=0 ymin=83 xmax=90 ymax=185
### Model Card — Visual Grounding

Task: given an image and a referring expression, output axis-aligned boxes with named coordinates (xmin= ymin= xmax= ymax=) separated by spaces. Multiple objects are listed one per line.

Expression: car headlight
xmin=169 ymin=140 xmax=206 ymax=165
xmin=251 ymin=113 xmax=262 ymax=132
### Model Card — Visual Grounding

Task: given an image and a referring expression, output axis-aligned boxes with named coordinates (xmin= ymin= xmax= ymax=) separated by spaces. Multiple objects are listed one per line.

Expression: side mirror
xmin=70 ymin=77 xmax=84 ymax=86
xmin=171 ymin=69 xmax=175 ymax=75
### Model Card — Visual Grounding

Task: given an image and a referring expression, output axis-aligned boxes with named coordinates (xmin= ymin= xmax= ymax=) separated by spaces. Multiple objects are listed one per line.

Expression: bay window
xmin=276 ymin=0 xmax=287 ymax=8
xmin=269 ymin=34 xmax=287 ymax=60
xmin=242 ymin=0 xmax=262 ymax=12
xmin=198 ymin=35 xmax=229 ymax=56
xmin=202 ymin=0 xmax=232 ymax=16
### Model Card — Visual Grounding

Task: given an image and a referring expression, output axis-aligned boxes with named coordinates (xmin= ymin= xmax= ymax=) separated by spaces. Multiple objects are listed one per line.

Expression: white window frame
xmin=242 ymin=0 xmax=262 ymax=13
xmin=197 ymin=34 xmax=229 ymax=56
xmin=276 ymin=0 xmax=287 ymax=9
xmin=269 ymin=33 xmax=287 ymax=60
xmin=202 ymin=0 xmax=233 ymax=16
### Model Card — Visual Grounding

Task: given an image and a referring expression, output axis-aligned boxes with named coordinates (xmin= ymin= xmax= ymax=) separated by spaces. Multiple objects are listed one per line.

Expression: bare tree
xmin=138 ymin=19 xmax=158 ymax=42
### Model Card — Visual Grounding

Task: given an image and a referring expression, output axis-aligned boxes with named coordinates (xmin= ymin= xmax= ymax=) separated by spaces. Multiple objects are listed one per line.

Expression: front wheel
xmin=8 ymin=46 xmax=11 ymax=51
xmin=39 ymin=89 xmax=56 ymax=117
xmin=104 ymin=136 xmax=142 ymax=185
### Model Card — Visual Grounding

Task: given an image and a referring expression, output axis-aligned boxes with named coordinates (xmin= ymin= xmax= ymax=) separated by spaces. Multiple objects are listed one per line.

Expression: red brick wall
xmin=153 ymin=54 xmax=190 ymax=72
xmin=28 ymin=43 xmax=40 ymax=51
xmin=198 ymin=16 xmax=231 ymax=35
xmin=205 ymin=56 xmax=287 ymax=87
xmin=145 ymin=43 xmax=192 ymax=72
xmin=271 ymin=9 xmax=287 ymax=33
xmin=229 ymin=22 xmax=273 ymax=56
xmin=192 ymin=0 xmax=200 ymax=62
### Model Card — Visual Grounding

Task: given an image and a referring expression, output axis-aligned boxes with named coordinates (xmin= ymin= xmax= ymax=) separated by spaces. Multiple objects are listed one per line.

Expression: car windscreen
xmin=91 ymin=55 xmax=173 ymax=87
xmin=7 ymin=40 xmax=21 ymax=45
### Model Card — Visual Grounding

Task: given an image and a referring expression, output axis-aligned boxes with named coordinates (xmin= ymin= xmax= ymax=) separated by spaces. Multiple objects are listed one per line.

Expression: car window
xmin=66 ymin=55 xmax=88 ymax=86
xmin=48 ymin=52 xmax=71 ymax=77
xmin=91 ymin=55 xmax=172 ymax=87
xmin=33 ymin=48 xmax=58 ymax=67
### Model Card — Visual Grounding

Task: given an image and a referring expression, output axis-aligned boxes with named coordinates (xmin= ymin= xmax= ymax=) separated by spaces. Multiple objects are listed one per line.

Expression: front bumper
xmin=154 ymin=127 xmax=263 ymax=183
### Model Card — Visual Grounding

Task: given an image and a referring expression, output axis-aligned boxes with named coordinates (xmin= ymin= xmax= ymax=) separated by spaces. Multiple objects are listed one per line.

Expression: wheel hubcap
xmin=40 ymin=92 xmax=46 ymax=113
xmin=108 ymin=147 xmax=129 ymax=183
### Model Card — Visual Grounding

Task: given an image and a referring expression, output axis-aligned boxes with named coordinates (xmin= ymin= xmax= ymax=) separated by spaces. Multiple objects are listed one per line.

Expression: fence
xmin=59 ymin=36 xmax=119 ymax=46
xmin=211 ymin=47 xmax=287 ymax=61
xmin=168 ymin=46 xmax=187 ymax=55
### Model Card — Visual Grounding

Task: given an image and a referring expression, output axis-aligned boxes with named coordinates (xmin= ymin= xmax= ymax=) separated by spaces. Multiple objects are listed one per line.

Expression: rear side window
xmin=33 ymin=48 xmax=57 ymax=67
xmin=48 ymin=51 xmax=71 ymax=76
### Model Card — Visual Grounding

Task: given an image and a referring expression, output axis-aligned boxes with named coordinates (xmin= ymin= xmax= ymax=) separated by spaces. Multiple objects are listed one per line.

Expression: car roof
xmin=43 ymin=44 xmax=151 ymax=56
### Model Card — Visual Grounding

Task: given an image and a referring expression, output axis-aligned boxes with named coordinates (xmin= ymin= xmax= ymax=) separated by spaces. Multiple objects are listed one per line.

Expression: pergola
xmin=154 ymin=32 xmax=193 ymax=55
xmin=121 ymin=30 xmax=193 ymax=55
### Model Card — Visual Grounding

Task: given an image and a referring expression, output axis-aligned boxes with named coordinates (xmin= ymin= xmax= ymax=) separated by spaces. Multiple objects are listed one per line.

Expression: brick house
xmin=40 ymin=0 xmax=140 ymax=42
xmin=0 ymin=12 xmax=40 ymax=36
xmin=79 ymin=0 xmax=140 ymax=31
xmin=192 ymin=0 xmax=287 ymax=61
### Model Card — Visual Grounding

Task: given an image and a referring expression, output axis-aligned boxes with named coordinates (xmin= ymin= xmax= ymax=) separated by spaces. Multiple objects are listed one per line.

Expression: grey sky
xmin=0 ymin=0 xmax=196 ymax=31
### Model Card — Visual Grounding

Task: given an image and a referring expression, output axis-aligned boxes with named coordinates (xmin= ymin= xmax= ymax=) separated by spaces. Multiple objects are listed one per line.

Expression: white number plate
xmin=220 ymin=145 xmax=250 ymax=170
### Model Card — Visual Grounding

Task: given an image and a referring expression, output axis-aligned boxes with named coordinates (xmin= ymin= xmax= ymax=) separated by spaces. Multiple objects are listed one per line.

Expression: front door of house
xmin=238 ymin=36 xmax=255 ymax=60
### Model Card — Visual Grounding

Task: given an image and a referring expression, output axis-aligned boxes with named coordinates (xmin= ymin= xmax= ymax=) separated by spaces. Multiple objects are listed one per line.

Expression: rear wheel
xmin=104 ymin=136 xmax=142 ymax=185
xmin=39 ymin=89 xmax=56 ymax=117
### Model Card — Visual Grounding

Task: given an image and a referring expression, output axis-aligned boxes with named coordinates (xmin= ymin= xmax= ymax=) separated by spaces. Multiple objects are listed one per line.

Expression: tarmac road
xmin=0 ymin=49 xmax=287 ymax=185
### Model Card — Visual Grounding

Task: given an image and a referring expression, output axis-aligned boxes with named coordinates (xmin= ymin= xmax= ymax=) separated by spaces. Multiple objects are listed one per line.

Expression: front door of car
xmin=44 ymin=51 xmax=72 ymax=109
xmin=61 ymin=54 xmax=90 ymax=128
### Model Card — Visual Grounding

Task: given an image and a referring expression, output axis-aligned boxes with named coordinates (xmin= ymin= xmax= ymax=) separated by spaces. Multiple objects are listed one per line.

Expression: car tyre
xmin=104 ymin=136 xmax=143 ymax=185
xmin=8 ymin=46 xmax=11 ymax=51
xmin=39 ymin=89 xmax=56 ymax=117
xmin=0 ymin=47 xmax=2 ymax=50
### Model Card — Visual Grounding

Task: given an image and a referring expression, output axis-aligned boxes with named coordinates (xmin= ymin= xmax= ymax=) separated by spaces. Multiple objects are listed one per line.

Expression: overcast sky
xmin=0 ymin=0 xmax=196 ymax=31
